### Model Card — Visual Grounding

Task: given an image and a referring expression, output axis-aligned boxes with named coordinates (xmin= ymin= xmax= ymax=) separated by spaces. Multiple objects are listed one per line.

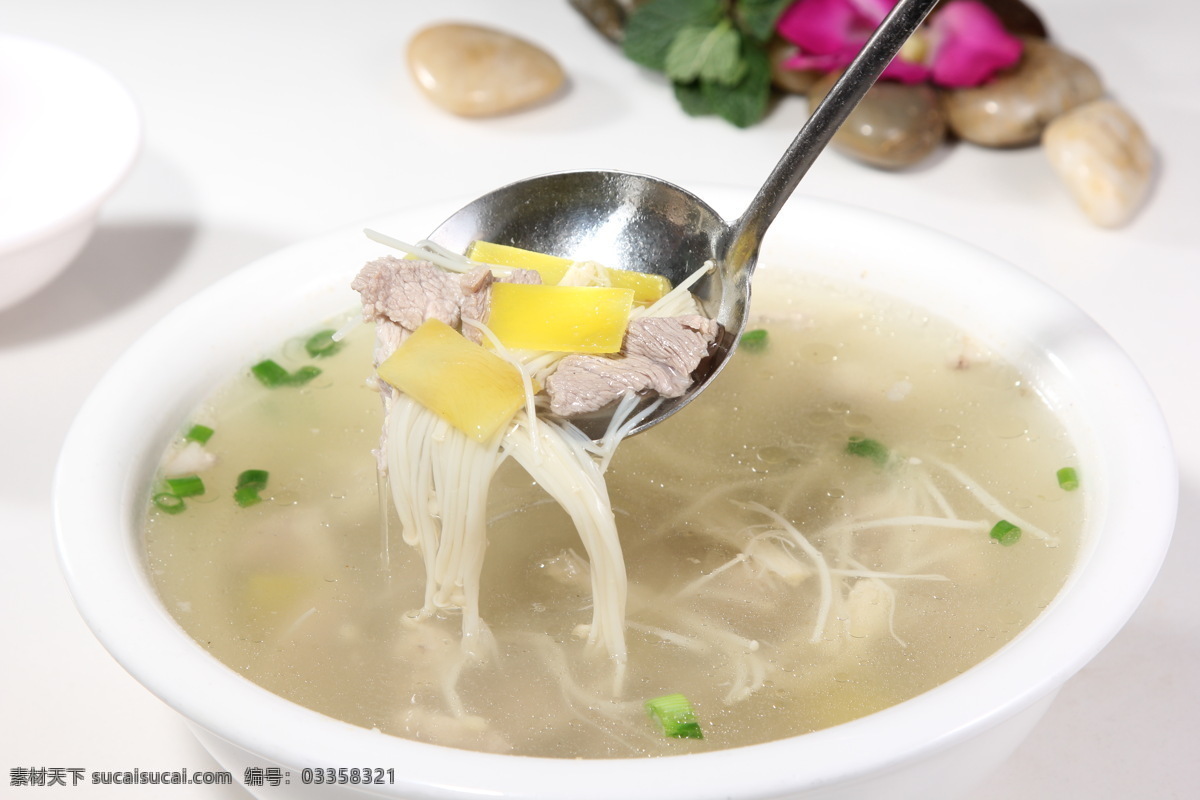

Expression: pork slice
xmin=504 ymin=267 xmax=542 ymax=285
xmin=545 ymin=315 xmax=721 ymax=417
xmin=352 ymin=256 xmax=464 ymax=336
xmin=352 ymin=255 xmax=510 ymax=471
xmin=543 ymin=354 xmax=656 ymax=417
xmin=459 ymin=267 xmax=494 ymax=344
xmin=622 ymin=315 xmax=721 ymax=393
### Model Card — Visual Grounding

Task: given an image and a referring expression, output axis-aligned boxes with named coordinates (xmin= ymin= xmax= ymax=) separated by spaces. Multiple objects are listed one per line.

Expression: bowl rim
xmin=0 ymin=33 xmax=143 ymax=254
xmin=54 ymin=189 xmax=1177 ymax=799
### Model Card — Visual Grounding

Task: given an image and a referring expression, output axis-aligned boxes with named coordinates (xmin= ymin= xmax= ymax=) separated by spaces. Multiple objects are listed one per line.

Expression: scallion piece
xmin=237 ymin=469 xmax=269 ymax=491
xmin=288 ymin=365 xmax=322 ymax=385
xmin=740 ymin=328 xmax=768 ymax=351
xmin=990 ymin=519 xmax=1021 ymax=546
xmin=644 ymin=693 xmax=704 ymax=740
xmin=1056 ymin=467 xmax=1079 ymax=491
xmin=234 ymin=486 xmax=262 ymax=507
xmin=165 ymin=475 xmax=205 ymax=498
xmin=251 ymin=359 xmax=292 ymax=387
xmin=235 ymin=469 xmax=269 ymax=507
xmin=251 ymin=359 xmax=322 ymax=388
xmin=305 ymin=329 xmax=343 ymax=358
xmin=185 ymin=424 xmax=214 ymax=444
xmin=153 ymin=493 xmax=186 ymax=515
xmin=250 ymin=362 xmax=292 ymax=388
xmin=846 ymin=436 xmax=890 ymax=466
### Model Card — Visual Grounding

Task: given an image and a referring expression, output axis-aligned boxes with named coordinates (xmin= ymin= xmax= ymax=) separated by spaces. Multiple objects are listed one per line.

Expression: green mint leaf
xmin=665 ymin=22 xmax=745 ymax=85
xmin=701 ymin=23 xmax=746 ymax=86
xmin=664 ymin=26 xmax=710 ymax=82
xmin=623 ymin=0 xmax=724 ymax=71
xmin=702 ymin=41 xmax=772 ymax=127
xmin=736 ymin=0 xmax=795 ymax=43
xmin=673 ymin=80 xmax=713 ymax=116
xmin=667 ymin=25 xmax=710 ymax=82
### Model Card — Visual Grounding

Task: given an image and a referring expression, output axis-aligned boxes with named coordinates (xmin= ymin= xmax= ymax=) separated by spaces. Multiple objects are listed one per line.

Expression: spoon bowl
xmin=423 ymin=169 xmax=741 ymax=438
xmin=423 ymin=0 xmax=941 ymax=438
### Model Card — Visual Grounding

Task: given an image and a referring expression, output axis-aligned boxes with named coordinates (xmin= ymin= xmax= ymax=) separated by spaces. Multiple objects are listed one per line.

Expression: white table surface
xmin=2 ymin=1 xmax=1196 ymax=797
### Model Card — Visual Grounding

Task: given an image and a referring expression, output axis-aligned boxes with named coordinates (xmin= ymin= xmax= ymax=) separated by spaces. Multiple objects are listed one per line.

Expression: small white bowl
xmin=0 ymin=35 xmax=141 ymax=311
xmin=55 ymin=190 xmax=1176 ymax=799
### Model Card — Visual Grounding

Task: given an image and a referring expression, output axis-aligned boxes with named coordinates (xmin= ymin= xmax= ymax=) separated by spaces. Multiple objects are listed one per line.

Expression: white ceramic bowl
xmin=55 ymin=190 xmax=1176 ymax=799
xmin=0 ymin=35 xmax=141 ymax=311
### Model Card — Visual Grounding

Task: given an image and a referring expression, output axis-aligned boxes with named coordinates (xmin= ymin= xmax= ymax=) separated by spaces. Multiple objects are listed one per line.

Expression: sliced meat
xmin=351 ymin=253 xmax=719 ymax=423
xmin=459 ymin=266 xmax=493 ymax=294
xmin=623 ymin=315 xmax=721 ymax=391
xmin=351 ymin=257 xmax=544 ymax=352
xmin=504 ymin=267 xmax=542 ymax=285
xmin=545 ymin=315 xmax=721 ymax=417
xmin=352 ymin=256 xmax=489 ymax=468
xmin=352 ymin=256 xmax=463 ymax=335
xmin=459 ymin=267 xmax=494 ymax=344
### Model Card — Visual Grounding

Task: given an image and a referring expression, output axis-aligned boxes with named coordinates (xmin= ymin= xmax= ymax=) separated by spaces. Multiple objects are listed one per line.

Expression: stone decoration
xmin=1043 ymin=100 xmax=1154 ymax=228
xmin=567 ymin=0 xmax=1155 ymax=226
xmin=408 ymin=24 xmax=566 ymax=117
xmin=569 ymin=0 xmax=644 ymax=43
xmin=942 ymin=37 xmax=1104 ymax=147
xmin=808 ymin=71 xmax=947 ymax=169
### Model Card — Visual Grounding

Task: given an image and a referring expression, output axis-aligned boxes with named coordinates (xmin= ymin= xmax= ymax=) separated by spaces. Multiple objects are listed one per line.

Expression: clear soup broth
xmin=144 ymin=272 xmax=1081 ymax=758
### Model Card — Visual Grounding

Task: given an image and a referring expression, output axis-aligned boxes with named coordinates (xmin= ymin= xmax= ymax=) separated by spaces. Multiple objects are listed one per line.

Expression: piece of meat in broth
xmin=353 ymin=256 xmax=476 ymax=469
xmin=352 ymin=256 xmax=464 ymax=361
xmin=351 ymin=256 xmax=547 ymax=466
xmin=545 ymin=314 xmax=721 ymax=417
xmin=458 ymin=267 xmax=494 ymax=344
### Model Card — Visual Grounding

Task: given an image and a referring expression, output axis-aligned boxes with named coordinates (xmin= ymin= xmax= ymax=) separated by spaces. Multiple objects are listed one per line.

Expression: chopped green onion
xmin=644 ymin=693 xmax=704 ymax=739
xmin=288 ymin=365 xmax=322 ymax=385
xmin=153 ymin=493 xmax=186 ymax=515
xmin=251 ymin=359 xmax=291 ymax=386
xmin=237 ymin=469 xmax=269 ymax=491
xmin=1056 ymin=467 xmax=1079 ymax=491
xmin=305 ymin=329 xmax=343 ymax=358
xmin=234 ymin=486 xmax=262 ymax=507
xmin=846 ymin=436 xmax=890 ymax=466
xmin=165 ymin=475 xmax=205 ymax=498
xmin=990 ymin=519 xmax=1021 ymax=546
xmin=235 ymin=469 xmax=269 ymax=507
xmin=251 ymin=359 xmax=322 ymax=388
xmin=740 ymin=328 xmax=768 ymax=351
xmin=185 ymin=424 xmax=214 ymax=444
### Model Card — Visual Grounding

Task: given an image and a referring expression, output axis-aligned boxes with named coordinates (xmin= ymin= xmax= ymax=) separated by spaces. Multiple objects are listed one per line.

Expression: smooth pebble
xmin=408 ymin=24 xmax=565 ymax=117
xmin=569 ymin=0 xmax=639 ymax=43
xmin=1043 ymin=99 xmax=1154 ymax=228
xmin=942 ymin=37 xmax=1103 ymax=147
xmin=809 ymin=71 xmax=946 ymax=169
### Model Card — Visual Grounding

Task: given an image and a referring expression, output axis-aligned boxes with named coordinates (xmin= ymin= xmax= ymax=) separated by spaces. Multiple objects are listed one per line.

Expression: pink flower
xmin=925 ymin=1 xmax=1024 ymax=87
xmin=777 ymin=0 xmax=1022 ymax=88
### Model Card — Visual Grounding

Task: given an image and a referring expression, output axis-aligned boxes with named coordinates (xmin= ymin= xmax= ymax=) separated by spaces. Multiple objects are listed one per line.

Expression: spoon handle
xmin=724 ymin=0 xmax=941 ymax=270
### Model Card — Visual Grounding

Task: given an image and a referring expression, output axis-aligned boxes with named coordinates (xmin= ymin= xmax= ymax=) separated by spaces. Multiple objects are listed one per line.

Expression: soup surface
xmin=144 ymin=272 xmax=1082 ymax=758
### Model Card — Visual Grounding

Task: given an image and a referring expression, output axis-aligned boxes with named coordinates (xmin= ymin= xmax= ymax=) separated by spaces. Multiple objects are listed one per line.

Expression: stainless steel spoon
xmin=422 ymin=0 xmax=940 ymax=439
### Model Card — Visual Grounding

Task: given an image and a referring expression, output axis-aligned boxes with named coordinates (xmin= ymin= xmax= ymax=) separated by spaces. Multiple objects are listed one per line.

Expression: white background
xmin=2 ymin=1 xmax=1197 ymax=797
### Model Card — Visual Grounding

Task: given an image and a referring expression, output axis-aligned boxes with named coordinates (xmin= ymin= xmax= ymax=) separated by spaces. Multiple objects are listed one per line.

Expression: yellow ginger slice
xmin=467 ymin=240 xmax=671 ymax=304
xmin=487 ymin=283 xmax=634 ymax=354
xmin=377 ymin=319 xmax=528 ymax=442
